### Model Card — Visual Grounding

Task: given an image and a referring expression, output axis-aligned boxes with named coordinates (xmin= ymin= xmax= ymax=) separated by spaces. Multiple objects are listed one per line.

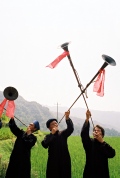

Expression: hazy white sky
xmin=0 ymin=0 xmax=120 ymax=112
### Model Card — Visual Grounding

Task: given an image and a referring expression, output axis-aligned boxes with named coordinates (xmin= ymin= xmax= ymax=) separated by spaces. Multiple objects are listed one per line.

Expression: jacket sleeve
xmin=99 ymin=142 xmax=116 ymax=158
xmin=9 ymin=118 xmax=23 ymax=137
xmin=22 ymin=133 xmax=37 ymax=149
xmin=81 ymin=121 xmax=91 ymax=150
xmin=41 ymin=134 xmax=55 ymax=149
xmin=62 ymin=118 xmax=74 ymax=137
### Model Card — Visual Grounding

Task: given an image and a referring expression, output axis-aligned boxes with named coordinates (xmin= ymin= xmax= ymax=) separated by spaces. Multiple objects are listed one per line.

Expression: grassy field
xmin=0 ymin=127 xmax=120 ymax=178
xmin=31 ymin=136 xmax=120 ymax=178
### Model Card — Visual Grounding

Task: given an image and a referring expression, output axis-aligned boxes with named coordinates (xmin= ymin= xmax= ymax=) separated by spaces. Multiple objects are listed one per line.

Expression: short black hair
xmin=46 ymin=118 xmax=58 ymax=128
xmin=93 ymin=125 xmax=105 ymax=137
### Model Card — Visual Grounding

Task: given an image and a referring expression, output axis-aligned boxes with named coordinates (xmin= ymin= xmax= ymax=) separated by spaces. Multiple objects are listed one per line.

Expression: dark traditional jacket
xmin=5 ymin=119 xmax=37 ymax=178
xmin=41 ymin=118 xmax=74 ymax=178
xmin=81 ymin=121 xmax=115 ymax=178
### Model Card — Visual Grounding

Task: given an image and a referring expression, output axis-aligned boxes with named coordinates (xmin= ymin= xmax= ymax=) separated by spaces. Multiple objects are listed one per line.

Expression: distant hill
xmin=0 ymin=91 xmax=120 ymax=136
xmin=0 ymin=91 xmax=54 ymax=130
xmin=48 ymin=106 xmax=120 ymax=132
xmin=49 ymin=109 xmax=120 ymax=136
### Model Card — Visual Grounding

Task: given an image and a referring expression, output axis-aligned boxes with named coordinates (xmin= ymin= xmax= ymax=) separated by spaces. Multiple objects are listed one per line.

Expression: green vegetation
xmin=0 ymin=127 xmax=120 ymax=178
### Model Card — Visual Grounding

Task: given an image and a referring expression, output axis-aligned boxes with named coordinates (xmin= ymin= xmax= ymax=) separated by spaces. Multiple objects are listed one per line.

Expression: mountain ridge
xmin=0 ymin=91 xmax=120 ymax=136
xmin=48 ymin=106 xmax=120 ymax=132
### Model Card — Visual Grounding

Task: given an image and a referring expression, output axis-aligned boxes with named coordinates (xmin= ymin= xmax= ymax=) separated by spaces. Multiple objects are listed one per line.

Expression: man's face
xmin=93 ymin=127 xmax=103 ymax=139
xmin=49 ymin=121 xmax=58 ymax=131
xmin=27 ymin=123 xmax=36 ymax=132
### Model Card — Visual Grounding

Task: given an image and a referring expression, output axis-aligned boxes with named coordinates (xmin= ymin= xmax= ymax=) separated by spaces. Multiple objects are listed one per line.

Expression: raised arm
xmin=81 ymin=110 xmax=92 ymax=149
xmin=9 ymin=118 xmax=23 ymax=137
xmin=62 ymin=110 xmax=74 ymax=137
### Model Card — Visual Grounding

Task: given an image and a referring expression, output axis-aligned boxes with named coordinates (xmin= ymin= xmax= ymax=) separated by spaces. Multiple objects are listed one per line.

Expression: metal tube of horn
xmin=60 ymin=42 xmax=94 ymax=126
xmin=3 ymin=86 xmax=27 ymax=127
xmin=58 ymin=54 xmax=116 ymax=124
xmin=3 ymin=108 xmax=27 ymax=127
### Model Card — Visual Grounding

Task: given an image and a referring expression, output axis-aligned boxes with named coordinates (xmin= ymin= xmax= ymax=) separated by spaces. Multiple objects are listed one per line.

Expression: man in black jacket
xmin=81 ymin=110 xmax=115 ymax=178
xmin=5 ymin=118 xmax=40 ymax=178
xmin=41 ymin=110 xmax=74 ymax=178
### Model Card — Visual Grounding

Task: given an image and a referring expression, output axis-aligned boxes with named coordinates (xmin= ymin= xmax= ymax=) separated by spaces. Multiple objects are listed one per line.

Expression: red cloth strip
xmin=6 ymin=100 xmax=15 ymax=118
xmin=0 ymin=98 xmax=7 ymax=117
xmin=46 ymin=51 xmax=69 ymax=69
xmin=93 ymin=69 xmax=105 ymax=97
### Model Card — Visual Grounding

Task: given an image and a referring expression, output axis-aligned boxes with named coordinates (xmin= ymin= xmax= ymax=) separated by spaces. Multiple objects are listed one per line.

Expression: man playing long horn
xmin=5 ymin=117 xmax=40 ymax=178
xmin=81 ymin=110 xmax=115 ymax=178
xmin=41 ymin=110 xmax=74 ymax=178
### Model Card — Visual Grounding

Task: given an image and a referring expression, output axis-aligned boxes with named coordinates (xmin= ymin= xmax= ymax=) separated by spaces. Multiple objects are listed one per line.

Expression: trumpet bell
xmin=58 ymin=41 xmax=71 ymax=51
xmin=102 ymin=54 xmax=116 ymax=66
xmin=61 ymin=42 xmax=69 ymax=50
xmin=3 ymin=86 xmax=18 ymax=100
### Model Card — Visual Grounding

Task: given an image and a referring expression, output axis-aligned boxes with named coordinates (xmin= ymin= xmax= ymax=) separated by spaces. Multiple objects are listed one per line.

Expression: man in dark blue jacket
xmin=5 ymin=118 xmax=40 ymax=178
xmin=81 ymin=110 xmax=115 ymax=178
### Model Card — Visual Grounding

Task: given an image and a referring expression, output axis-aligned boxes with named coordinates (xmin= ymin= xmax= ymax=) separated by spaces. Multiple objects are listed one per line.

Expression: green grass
xmin=0 ymin=127 xmax=120 ymax=178
xmin=31 ymin=136 xmax=120 ymax=178
xmin=69 ymin=136 xmax=120 ymax=178
xmin=0 ymin=127 xmax=14 ymax=140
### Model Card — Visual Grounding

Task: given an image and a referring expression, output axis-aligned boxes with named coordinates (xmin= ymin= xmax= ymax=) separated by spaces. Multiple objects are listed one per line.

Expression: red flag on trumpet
xmin=6 ymin=101 xmax=15 ymax=118
xmin=46 ymin=51 xmax=69 ymax=69
xmin=93 ymin=69 xmax=105 ymax=97
xmin=0 ymin=99 xmax=7 ymax=117
xmin=0 ymin=99 xmax=15 ymax=118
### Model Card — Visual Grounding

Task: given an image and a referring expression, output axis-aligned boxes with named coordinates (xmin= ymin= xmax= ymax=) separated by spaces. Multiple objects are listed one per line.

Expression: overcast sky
xmin=0 ymin=0 xmax=120 ymax=112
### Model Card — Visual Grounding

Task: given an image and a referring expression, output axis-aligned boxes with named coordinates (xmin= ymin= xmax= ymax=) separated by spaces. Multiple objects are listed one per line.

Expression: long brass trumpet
xmin=3 ymin=86 xmax=27 ymax=127
xmin=60 ymin=42 xmax=94 ymax=126
xmin=58 ymin=51 xmax=116 ymax=124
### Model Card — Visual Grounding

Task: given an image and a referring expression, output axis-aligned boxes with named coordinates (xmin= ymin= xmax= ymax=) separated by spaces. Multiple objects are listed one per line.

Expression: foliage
xmin=0 ymin=128 xmax=14 ymax=140
xmin=0 ymin=155 xmax=8 ymax=178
